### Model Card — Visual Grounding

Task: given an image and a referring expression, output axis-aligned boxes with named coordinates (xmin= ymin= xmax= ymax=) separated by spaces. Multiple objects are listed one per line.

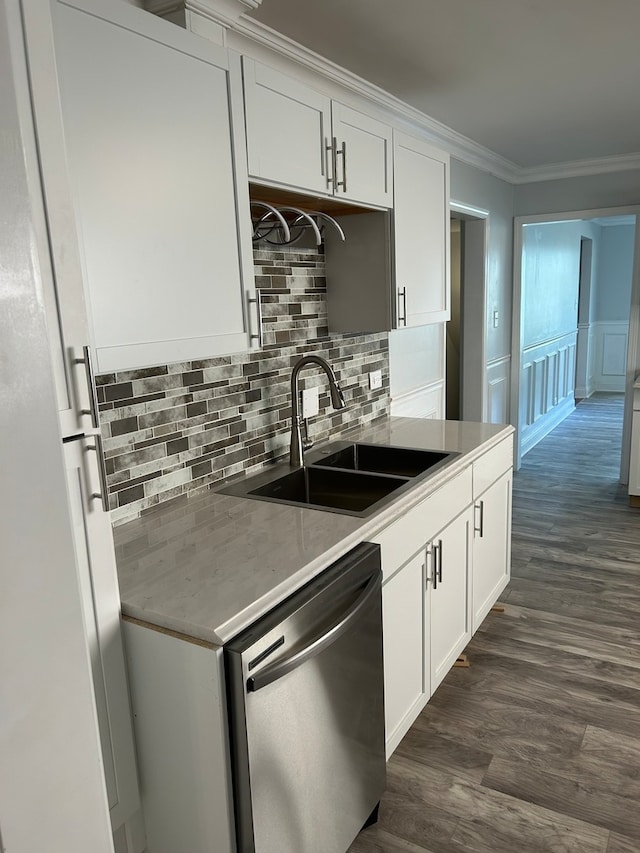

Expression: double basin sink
xmin=220 ymin=442 xmax=457 ymax=517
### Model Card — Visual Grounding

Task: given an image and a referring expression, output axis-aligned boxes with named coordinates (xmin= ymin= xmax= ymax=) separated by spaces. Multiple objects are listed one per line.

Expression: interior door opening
xmin=512 ymin=210 xmax=638 ymax=480
xmin=448 ymin=204 xmax=488 ymax=422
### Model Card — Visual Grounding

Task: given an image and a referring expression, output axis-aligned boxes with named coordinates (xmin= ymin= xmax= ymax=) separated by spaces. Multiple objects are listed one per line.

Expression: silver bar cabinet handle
xmin=247 ymin=289 xmax=264 ymax=347
xmin=474 ymin=500 xmax=485 ymax=537
xmin=325 ymin=137 xmax=335 ymax=189
xmin=336 ymin=140 xmax=347 ymax=192
xmin=397 ymin=287 xmax=407 ymax=327
xmin=437 ymin=539 xmax=443 ymax=583
xmin=87 ymin=433 xmax=110 ymax=513
xmin=430 ymin=543 xmax=437 ymax=590
xmin=74 ymin=344 xmax=100 ymax=428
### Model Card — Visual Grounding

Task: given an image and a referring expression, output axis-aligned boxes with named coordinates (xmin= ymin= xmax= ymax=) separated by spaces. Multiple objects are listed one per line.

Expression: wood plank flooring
xmin=350 ymin=394 xmax=640 ymax=853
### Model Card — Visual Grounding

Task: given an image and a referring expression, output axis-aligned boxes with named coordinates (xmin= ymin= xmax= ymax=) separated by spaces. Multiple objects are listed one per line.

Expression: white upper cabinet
xmin=243 ymin=59 xmax=332 ymax=195
xmin=242 ymin=58 xmax=393 ymax=208
xmin=40 ymin=0 xmax=254 ymax=374
xmin=393 ymin=132 xmax=450 ymax=327
xmin=324 ymin=134 xmax=449 ymax=336
xmin=330 ymin=102 xmax=393 ymax=207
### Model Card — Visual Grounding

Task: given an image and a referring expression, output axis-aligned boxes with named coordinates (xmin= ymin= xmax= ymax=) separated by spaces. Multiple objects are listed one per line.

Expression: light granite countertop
xmin=114 ymin=417 xmax=513 ymax=645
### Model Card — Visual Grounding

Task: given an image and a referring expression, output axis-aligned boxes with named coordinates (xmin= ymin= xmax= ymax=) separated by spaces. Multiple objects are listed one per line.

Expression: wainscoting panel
xmin=390 ymin=380 xmax=445 ymax=420
xmin=486 ymin=356 xmax=511 ymax=425
xmin=520 ymin=331 xmax=577 ymax=457
xmin=532 ymin=357 xmax=546 ymax=423
xmin=590 ymin=321 xmax=628 ymax=392
xmin=520 ymin=362 xmax=533 ymax=428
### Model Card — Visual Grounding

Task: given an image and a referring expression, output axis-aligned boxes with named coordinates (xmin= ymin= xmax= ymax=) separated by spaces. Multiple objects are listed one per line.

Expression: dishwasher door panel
xmin=226 ymin=542 xmax=385 ymax=853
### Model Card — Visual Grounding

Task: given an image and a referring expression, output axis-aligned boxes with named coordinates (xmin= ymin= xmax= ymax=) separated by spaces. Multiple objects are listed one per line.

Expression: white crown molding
xmin=232 ymin=17 xmax=522 ymax=184
xmin=146 ymin=0 xmax=263 ymax=26
xmin=515 ymin=151 xmax=640 ymax=184
xmin=145 ymin=0 xmax=640 ymax=186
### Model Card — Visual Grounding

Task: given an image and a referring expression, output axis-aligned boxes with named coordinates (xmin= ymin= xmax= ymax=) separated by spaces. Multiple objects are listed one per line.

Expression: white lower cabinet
xmin=429 ymin=508 xmax=472 ymax=693
xmin=472 ymin=470 xmax=513 ymax=633
xmin=382 ymin=551 xmax=427 ymax=757
xmin=628 ymin=389 xmax=640 ymax=498
xmin=377 ymin=437 xmax=513 ymax=757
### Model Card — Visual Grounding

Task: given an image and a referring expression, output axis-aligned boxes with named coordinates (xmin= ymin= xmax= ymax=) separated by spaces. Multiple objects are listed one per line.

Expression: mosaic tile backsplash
xmin=97 ymin=246 xmax=389 ymax=525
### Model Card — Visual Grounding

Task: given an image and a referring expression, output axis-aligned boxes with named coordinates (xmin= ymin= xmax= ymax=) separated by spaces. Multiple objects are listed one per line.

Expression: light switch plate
xmin=369 ymin=370 xmax=383 ymax=390
xmin=301 ymin=387 xmax=320 ymax=418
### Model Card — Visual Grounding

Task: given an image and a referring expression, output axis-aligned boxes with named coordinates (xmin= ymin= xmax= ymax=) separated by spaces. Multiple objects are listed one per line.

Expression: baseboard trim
xmin=521 ymin=397 xmax=575 ymax=457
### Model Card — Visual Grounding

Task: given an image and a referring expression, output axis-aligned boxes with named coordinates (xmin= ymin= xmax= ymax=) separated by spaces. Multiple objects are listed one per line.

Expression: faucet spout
xmin=289 ymin=355 xmax=346 ymax=467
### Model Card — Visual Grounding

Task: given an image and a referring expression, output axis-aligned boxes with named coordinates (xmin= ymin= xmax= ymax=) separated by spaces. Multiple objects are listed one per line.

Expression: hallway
xmin=351 ymin=394 xmax=640 ymax=853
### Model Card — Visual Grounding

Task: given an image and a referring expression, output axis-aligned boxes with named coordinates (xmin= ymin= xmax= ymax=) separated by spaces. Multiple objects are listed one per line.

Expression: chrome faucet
xmin=289 ymin=355 xmax=346 ymax=467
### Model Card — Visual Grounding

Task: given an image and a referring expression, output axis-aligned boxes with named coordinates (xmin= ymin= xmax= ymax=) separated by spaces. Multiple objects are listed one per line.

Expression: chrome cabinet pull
xmin=431 ymin=540 xmax=443 ymax=589
xmin=336 ymin=140 xmax=347 ymax=192
xmin=325 ymin=137 xmax=335 ymax=189
xmin=397 ymin=287 xmax=407 ymax=327
xmin=74 ymin=345 xmax=100 ymax=428
xmin=87 ymin=433 xmax=110 ymax=513
xmin=474 ymin=500 xmax=485 ymax=537
xmin=247 ymin=289 xmax=264 ymax=348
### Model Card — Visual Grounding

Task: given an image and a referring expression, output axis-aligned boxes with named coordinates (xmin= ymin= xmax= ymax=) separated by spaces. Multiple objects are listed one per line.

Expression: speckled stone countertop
xmin=114 ymin=417 xmax=513 ymax=645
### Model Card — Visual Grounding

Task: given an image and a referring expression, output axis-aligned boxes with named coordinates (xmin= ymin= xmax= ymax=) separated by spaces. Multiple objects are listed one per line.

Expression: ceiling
xmin=248 ymin=0 xmax=640 ymax=170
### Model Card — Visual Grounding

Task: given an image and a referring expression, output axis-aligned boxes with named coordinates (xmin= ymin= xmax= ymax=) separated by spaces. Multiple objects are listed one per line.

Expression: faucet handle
xmin=301 ymin=417 xmax=314 ymax=452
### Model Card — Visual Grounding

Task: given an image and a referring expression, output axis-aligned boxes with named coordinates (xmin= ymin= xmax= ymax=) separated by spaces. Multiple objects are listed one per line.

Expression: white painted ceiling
xmin=248 ymin=0 xmax=640 ymax=169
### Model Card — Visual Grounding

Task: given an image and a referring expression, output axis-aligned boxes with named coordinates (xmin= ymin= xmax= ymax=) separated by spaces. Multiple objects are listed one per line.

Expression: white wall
xmin=0 ymin=2 xmax=113 ymax=850
xmin=515 ymin=169 xmax=640 ymax=217
xmin=522 ymin=221 xmax=583 ymax=347
xmin=595 ymin=224 xmax=635 ymax=321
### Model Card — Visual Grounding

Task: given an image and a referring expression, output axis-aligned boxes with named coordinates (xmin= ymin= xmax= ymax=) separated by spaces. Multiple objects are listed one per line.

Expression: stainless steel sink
xmin=218 ymin=441 xmax=458 ymax=517
xmin=248 ymin=466 xmax=409 ymax=514
xmin=308 ymin=442 xmax=454 ymax=479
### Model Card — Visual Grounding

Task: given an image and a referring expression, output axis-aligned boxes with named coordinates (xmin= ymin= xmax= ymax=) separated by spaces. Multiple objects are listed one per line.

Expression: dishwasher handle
xmin=247 ymin=571 xmax=380 ymax=693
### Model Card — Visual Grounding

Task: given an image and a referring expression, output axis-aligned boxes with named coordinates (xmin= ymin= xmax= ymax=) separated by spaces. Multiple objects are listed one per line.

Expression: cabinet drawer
xmin=473 ymin=436 xmax=513 ymax=499
xmin=373 ymin=466 xmax=472 ymax=581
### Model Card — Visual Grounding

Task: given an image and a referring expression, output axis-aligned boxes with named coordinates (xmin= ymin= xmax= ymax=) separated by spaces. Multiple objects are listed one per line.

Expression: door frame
xmin=450 ymin=200 xmax=489 ymax=422
xmin=511 ymin=205 xmax=640 ymax=478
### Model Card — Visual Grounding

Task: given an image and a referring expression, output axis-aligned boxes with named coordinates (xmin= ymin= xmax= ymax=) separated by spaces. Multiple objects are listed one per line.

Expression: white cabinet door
xmin=394 ymin=132 xmax=450 ymax=328
xmin=382 ymin=552 xmax=427 ymax=757
xmin=331 ymin=102 xmax=392 ymax=207
xmin=472 ymin=471 xmax=512 ymax=632
xmin=64 ymin=437 xmax=140 ymax=834
xmin=429 ymin=508 xmax=472 ymax=693
xmin=628 ymin=409 xmax=640 ymax=496
xmin=243 ymin=59 xmax=392 ymax=207
xmin=39 ymin=0 xmax=252 ymax=373
xmin=243 ymin=58 xmax=332 ymax=194
xmin=21 ymin=0 xmax=99 ymax=437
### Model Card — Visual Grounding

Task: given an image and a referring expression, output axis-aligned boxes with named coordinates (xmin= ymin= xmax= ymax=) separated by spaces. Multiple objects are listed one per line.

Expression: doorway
xmin=448 ymin=203 xmax=489 ymax=422
xmin=511 ymin=207 xmax=640 ymax=480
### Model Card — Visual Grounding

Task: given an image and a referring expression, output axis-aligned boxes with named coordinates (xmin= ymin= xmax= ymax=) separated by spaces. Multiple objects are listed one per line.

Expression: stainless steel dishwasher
xmin=225 ymin=541 xmax=385 ymax=853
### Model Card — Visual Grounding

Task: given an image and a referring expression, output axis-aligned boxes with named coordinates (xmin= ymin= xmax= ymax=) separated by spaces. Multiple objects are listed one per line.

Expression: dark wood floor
xmin=351 ymin=394 xmax=640 ymax=853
